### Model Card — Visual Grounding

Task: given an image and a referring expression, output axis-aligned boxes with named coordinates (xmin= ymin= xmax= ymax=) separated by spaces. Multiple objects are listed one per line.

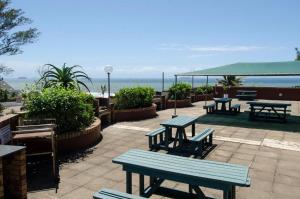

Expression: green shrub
xmin=195 ymin=85 xmax=213 ymax=95
xmin=115 ymin=86 xmax=155 ymax=110
xmin=24 ymin=87 xmax=94 ymax=134
xmin=168 ymin=82 xmax=191 ymax=100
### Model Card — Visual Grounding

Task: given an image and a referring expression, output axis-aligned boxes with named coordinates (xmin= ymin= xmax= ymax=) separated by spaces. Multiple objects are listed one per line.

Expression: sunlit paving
xmin=1 ymin=1 xmax=300 ymax=199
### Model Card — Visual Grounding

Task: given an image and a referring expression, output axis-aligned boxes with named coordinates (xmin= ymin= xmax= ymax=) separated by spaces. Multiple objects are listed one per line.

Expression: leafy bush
xmin=168 ymin=82 xmax=191 ymax=100
xmin=115 ymin=86 xmax=155 ymax=110
xmin=24 ymin=87 xmax=94 ymax=134
xmin=195 ymin=85 xmax=214 ymax=95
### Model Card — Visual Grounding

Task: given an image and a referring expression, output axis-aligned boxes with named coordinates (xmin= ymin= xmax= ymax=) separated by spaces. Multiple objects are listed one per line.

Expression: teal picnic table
xmin=160 ymin=115 xmax=199 ymax=150
xmin=113 ymin=149 xmax=251 ymax=199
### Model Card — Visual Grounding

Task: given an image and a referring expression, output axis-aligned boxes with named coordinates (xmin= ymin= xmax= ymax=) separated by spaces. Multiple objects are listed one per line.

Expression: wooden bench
xmin=190 ymin=128 xmax=214 ymax=155
xmin=146 ymin=127 xmax=165 ymax=150
xmin=205 ymin=103 xmax=215 ymax=114
xmin=230 ymin=104 xmax=241 ymax=113
xmin=93 ymin=188 xmax=146 ymax=199
xmin=113 ymin=149 xmax=251 ymax=199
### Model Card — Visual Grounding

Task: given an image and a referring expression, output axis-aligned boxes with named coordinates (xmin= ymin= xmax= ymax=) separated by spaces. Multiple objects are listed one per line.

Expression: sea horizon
xmin=4 ymin=76 xmax=300 ymax=93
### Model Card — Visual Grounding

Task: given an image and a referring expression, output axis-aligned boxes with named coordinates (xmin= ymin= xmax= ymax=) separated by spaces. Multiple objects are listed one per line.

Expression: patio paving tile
xmin=27 ymin=100 xmax=300 ymax=199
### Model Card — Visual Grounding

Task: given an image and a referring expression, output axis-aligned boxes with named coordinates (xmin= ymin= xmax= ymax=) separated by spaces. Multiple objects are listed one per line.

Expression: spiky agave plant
xmin=38 ymin=63 xmax=92 ymax=91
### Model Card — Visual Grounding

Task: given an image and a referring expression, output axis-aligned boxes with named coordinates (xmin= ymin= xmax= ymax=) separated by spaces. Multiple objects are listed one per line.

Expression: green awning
xmin=177 ymin=61 xmax=300 ymax=76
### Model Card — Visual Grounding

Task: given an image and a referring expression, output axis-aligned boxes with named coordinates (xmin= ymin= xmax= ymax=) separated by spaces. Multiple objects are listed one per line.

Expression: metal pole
xmin=162 ymin=72 xmax=165 ymax=92
xmin=192 ymin=76 xmax=194 ymax=89
xmin=205 ymin=76 xmax=208 ymax=106
xmin=173 ymin=75 xmax=178 ymax=118
xmin=108 ymin=73 xmax=111 ymax=100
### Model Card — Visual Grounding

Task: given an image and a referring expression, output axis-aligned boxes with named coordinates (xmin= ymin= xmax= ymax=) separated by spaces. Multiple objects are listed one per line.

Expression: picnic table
xmin=247 ymin=101 xmax=291 ymax=123
xmin=160 ymin=115 xmax=199 ymax=149
xmin=214 ymin=98 xmax=232 ymax=112
xmin=113 ymin=149 xmax=251 ymax=199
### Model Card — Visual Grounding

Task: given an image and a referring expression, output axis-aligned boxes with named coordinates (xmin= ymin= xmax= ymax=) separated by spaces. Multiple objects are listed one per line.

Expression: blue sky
xmin=2 ymin=0 xmax=300 ymax=78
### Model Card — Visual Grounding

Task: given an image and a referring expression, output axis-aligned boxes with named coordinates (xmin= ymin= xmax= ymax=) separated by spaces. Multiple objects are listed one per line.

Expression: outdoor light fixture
xmin=104 ymin=65 xmax=113 ymax=100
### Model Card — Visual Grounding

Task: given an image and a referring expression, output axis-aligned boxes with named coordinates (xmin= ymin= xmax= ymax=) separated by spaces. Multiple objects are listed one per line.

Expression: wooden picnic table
xmin=160 ymin=115 xmax=199 ymax=150
xmin=247 ymin=101 xmax=291 ymax=123
xmin=113 ymin=149 xmax=251 ymax=199
xmin=214 ymin=98 xmax=232 ymax=112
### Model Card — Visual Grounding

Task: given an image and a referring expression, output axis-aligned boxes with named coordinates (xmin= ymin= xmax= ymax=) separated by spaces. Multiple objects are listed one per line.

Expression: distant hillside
xmin=0 ymin=80 xmax=16 ymax=92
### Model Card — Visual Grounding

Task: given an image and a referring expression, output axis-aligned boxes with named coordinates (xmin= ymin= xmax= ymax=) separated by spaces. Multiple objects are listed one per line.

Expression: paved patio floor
xmin=28 ymin=99 xmax=300 ymax=199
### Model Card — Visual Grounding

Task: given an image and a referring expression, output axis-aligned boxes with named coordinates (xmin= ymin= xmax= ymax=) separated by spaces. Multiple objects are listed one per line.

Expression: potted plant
xmin=223 ymin=85 xmax=229 ymax=98
xmin=113 ymin=86 xmax=157 ymax=122
xmin=167 ymin=82 xmax=192 ymax=108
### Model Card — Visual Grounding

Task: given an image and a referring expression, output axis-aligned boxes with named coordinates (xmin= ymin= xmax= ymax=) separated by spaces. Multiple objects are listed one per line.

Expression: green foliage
xmin=0 ymin=88 xmax=18 ymax=102
xmin=38 ymin=63 xmax=92 ymax=91
xmin=115 ymin=86 xmax=155 ymax=110
xmin=168 ymin=82 xmax=191 ymax=100
xmin=195 ymin=85 xmax=213 ymax=95
xmin=217 ymin=76 xmax=243 ymax=87
xmin=24 ymin=87 xmax=95 ymax=134
xmin=0 ymin=0 xmax=39 ymax=56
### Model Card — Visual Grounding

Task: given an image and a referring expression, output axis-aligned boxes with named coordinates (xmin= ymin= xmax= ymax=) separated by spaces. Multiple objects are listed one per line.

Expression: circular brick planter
xmin=194 ymin=94 xmax=214 ymax=102
xmin=167 ymin=99 xmax=191 ymax=108
xmin=57 ymin=118 xmax=102 ymax=152
xmin=114 ymin=103 xmax=157 ymax=122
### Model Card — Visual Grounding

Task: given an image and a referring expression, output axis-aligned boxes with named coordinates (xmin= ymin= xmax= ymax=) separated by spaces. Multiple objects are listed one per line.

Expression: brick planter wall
xmin=194 ymin=94 xmax=214 ymax=102
xmin=213 ymin=86 xmax=300 ymax=100
xmin=0 ymin=158 xmax=3 ymax=199
xmin=57 ymin=118 xmax=102 ymax=152
xmin=167 ymin=98 xmax=192 ymax=108
xmin=2 ymin=149 xmax=27 ymax=199
xmin=113 ymin=104 xmax=157 ymax=122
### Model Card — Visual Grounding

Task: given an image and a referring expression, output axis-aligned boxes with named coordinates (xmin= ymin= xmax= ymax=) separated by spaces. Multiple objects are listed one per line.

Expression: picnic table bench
xmin=113 ymin=149 xmax=251 ymax=199
xmin=247 ymin=101 xmax=291 ymax=123
xmin=93 ymin=188 xmax=146 ymax=199
xmin=160 ymin=115 xmax=199 ymax=149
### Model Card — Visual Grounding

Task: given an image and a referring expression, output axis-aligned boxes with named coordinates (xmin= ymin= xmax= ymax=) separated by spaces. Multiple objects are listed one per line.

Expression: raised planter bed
xmin=166 ymin=98 xmax=192 ymax=108
xmin=194 ymin=94 xmax=214 ymax=102
xmin=57 ymin=118 xmax=102 ymax=152
xmin=113 ymin=103 xmax=157 ymax=122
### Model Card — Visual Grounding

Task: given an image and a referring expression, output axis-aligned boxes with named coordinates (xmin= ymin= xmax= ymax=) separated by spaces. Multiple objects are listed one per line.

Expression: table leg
xmin=178 ymin=128 xmax=184 ymax=147
xmin=126 ymin=171 xmax=132 ymax=194
xmin=232 ymin=186 xmax=236 ymax=199
xmin=139 ymin=174 xmax=144 ymax=195
xmin=173 ymin=129 xmax=179 ymax=148
xmin=221 ymin=102 xmax=226 ymax=111
xmin=192 ymin=123 xmax=195 ymax=137
xmin=165 ymin=127 xmax=170 ymax=148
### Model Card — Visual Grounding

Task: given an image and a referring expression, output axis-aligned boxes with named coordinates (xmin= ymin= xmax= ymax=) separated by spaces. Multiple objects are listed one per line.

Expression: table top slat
xmin=113 ymin=149 xmax=250 ymax=186
xmin=160 ymin=116 xmax=199 ymax=127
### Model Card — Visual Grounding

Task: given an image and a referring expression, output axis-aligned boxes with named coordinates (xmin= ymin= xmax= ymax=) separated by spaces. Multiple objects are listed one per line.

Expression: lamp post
xmin=104 ymin=65 xmax=113 ymax=100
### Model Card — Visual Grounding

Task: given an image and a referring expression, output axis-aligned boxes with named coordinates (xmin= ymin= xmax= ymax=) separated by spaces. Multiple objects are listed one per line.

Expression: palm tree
xmin=217 ymin=75 xmax=243 ymax=87
xmin=38 ymin=63 xmax=92 ymax=91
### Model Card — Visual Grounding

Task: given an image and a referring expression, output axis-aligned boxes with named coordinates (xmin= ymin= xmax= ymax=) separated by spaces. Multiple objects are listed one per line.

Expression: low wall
xmin=113 ymin=104 xmax=157 ymax=122
xmin=214 ymin=86 xmax=300 ymax=101
xmin=57 ymin=118 xmax=102 ymax=152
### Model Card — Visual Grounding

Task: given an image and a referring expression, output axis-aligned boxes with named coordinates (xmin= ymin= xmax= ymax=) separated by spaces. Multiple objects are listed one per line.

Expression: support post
xmin=172 ymin=75 xmax=178 ymax=118
xmin=192 ymin=76 xmax=194 ymax=89
xmin=162 ymin=72 xmax=165 ymax=92
xmin=107 ymin=72 xmax=111 ymax=102
xmin=205 ymin=75 xmax=208 ymax=106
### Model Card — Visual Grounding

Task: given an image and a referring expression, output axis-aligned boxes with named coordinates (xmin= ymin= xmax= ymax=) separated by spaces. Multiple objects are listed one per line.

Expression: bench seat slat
xmin=94 ymin=188 xmax=145 ymax=199
xmin=113 ymin=149 xmax=250 ymax=186
xmin=146 ymin=127 xmax=165 ymax=136
xmin=191 ymin=128 xmax=214 ymax=142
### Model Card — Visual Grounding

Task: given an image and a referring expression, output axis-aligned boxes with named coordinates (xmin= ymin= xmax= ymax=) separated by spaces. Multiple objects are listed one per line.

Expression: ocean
xmin=5 ymin=77 xmax=300 ymax=93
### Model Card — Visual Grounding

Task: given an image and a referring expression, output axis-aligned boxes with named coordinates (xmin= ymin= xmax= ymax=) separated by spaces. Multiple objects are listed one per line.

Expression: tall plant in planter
xmin=38 ymin=63 xmax=92 ymax=91
xmin=168 ymin=82 xmax=191 ymax=100
xmin=115 ymin=86 xmax=155 ymax=110
xmin=24 ymin=87 xmax=95 ymax=134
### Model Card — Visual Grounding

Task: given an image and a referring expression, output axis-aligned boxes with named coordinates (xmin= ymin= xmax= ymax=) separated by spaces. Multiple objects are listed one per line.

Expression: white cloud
xmin=158 ymin=44 xmax=283 ymax=55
